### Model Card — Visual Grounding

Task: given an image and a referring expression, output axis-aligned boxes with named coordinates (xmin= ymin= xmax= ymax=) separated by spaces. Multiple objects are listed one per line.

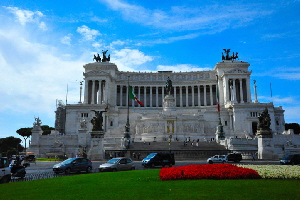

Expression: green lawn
xmin=1 ymin=169 xmax=299 ymax=200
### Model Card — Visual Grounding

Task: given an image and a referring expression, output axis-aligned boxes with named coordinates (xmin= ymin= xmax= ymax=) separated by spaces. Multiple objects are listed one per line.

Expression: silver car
xmin=99 ymin=157 xmax=135 ymax=172
xmin=207 ymin=155 xmax=228 ymax=164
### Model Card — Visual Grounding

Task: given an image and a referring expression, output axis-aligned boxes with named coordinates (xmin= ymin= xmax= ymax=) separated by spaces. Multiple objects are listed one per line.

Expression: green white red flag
xmin=129 ymin=86 xmax=144 ymax=106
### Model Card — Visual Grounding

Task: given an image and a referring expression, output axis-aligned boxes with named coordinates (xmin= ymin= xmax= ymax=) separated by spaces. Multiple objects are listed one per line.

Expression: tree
xmin=16 ymin=127 xmax=32 ymax=152
xmin=16 ymin=125 xmax=55 ymax=151
xmin=285 ymin=123 xmax=300 ymax=135
xmin=41 ymin=125 xmax=55 ymax=135
xmin=0 ymin=137 xmax=24 ymax=157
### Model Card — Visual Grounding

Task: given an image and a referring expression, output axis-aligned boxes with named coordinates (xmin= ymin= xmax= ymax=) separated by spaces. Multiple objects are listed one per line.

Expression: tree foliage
xmin=41 ymin=125 xmax=55 ymax=135
xmin=0 ymin=136 xmax=24 ymax=157
xmin=16 ymin=127 xmax=32 ymax=138
xmin=285 ymin=123 xmax=300 ymax=135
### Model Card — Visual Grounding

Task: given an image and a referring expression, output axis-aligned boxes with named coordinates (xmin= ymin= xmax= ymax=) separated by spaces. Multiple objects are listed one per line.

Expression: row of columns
xmin=83 ymin=78 xmax=250 ymax=106
xmin=224 ymin=78 xmax=250 ymax=103
xmin=116 ymin=85 xmax=217 ymax=107
xmin=84 ymin=80 xmax=107 ymax=104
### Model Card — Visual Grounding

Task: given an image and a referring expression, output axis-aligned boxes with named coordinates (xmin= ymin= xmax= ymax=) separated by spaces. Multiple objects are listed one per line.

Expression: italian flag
xmin=129 ymin=86 xmax=144 ymax=106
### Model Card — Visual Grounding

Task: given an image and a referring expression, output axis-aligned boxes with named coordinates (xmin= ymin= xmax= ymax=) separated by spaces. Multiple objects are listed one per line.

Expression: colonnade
xmin=116 ymin=84 xmax=218 ymax=107
xmin=225 ymin=78 xmax=250 ymax=103
xmin=84 ymin=80 xmax=107 ymax=104
xmin=83 ymin=78 xmax=250 ymax=106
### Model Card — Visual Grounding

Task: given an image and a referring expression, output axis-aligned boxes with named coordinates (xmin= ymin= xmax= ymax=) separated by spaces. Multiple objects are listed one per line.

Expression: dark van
xmin=280 ymin=154 xmax=300 ymax=165
xmin=226 ymin=153 xmax=242 ymax=162
xmin=142 ymin=153 xmax=175 ymax=168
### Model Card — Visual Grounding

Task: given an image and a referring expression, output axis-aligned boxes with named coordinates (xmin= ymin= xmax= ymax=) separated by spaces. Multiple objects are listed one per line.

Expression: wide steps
xmin=128 ymin=141 xmax=226 ymax=151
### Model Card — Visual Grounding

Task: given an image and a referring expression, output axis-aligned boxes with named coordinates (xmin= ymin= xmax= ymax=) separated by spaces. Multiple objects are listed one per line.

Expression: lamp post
xmin=124 ymin=75 xmax=131 ymax=149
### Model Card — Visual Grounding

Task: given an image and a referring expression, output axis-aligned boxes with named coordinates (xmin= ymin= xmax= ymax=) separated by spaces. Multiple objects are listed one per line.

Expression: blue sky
xmin=0 ymin=0 xmax=300 ymax=146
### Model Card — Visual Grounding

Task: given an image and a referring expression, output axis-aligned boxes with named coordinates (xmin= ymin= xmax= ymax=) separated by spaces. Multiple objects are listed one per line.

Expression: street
xmin=26 ymin=159 xmax=281 ymax=174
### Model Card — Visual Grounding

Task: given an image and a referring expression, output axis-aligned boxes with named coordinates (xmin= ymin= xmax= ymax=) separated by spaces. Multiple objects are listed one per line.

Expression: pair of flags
xmin=129 ymin=86 xmax=144 ymax=106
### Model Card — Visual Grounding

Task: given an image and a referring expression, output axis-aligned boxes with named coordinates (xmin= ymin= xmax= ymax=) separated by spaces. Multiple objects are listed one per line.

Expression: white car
xmin=207 ymin=155 xmax=228 ymax=164
xmin=0 ymin=157 xmax=11 ymax=183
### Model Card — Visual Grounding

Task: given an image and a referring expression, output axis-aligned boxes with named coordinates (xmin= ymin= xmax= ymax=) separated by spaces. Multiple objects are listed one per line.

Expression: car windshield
xmin=282 ymin=154 xmax=294 ymax=159
xmin=107 ymin=158 xmax=119 ymax=164
xmin=146 ymin=153 xmax=157 ymax=158
xmin=61 ymin=158 xmax=75 ymax=164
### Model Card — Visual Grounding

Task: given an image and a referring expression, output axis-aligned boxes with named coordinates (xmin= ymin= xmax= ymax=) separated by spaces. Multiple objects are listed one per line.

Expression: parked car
xmin=53 ymin=158 xmax=92 ymax=174
xmin=226 ymin=153 xmax=242 ymax=162
xmin=207 ymin=155 xmax=228 ymax=164
xmin=142 ymin=153 xmax=175 ymax=168
xmin=0 ymin=157 xmax=11 ymax=184
xmin=99 ymin=157 xmax=135 ymax=172
xmin=280 ymin=154 xmax=300 ymax=165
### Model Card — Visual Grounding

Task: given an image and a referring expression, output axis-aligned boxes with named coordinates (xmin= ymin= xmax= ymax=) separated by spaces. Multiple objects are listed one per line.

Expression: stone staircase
xmin=104 ymin=141 xmax=230 ymax=160
xmin=129 ymin=141 xmax=227 ymax=151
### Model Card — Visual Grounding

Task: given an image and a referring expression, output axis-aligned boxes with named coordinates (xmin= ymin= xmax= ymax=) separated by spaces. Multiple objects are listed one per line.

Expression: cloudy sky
xmin=0 ymin=0 xmax=299 ymax=146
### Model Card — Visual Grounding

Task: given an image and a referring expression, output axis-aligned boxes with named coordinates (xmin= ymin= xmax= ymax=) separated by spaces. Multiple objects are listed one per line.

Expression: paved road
xmin=26 ymin=159 xmax=280 ymax=174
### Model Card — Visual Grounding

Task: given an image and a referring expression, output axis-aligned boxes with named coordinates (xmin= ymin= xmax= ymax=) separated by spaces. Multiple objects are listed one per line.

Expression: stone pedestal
xmin=27 ymin=127 xmax=43 ymax=156
xmin=257 ymin=129 xmax=273 ymax=159
xmin=163 ymin=95 xmax=176 ymax=111
xmin=87 ymin=131 xmax=105 ymax=160
xmin=258 ymin=138 xmax=274 ymax=159
xmin=256 ymin=129 xmax=273 ymax=138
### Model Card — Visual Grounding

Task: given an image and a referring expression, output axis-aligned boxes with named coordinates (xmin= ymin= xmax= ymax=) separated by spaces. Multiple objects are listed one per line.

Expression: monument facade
xmin=28 ymin=50 xmax=300 ymax=160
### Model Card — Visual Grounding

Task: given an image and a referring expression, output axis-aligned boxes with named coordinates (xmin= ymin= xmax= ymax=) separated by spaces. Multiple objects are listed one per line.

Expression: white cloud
xmin=112 ymin=49 xmax=153 ymax=71
xmin=4 ymin=6 xmax=45 ymax=27
xmin=39 ymin=21 xmax=47 ymax=31
xmin=100 ymin=0 xmax=272 ymax=32
xmin=77 ymin=25 xmax=101 ymax=41
xmin=61 ymin=35 xmax=72 ymax=45
xmin=0 ymin=27 xmax=85 ymax=116
xmin=272 ymin=68 xmax=300 ymax=80
xmin=157 ymin=64 xmax=212 ymax=72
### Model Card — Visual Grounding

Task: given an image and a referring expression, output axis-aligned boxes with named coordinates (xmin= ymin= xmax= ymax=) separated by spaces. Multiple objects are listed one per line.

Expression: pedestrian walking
xmin=252 ymin=153 xmax=255 ymax=161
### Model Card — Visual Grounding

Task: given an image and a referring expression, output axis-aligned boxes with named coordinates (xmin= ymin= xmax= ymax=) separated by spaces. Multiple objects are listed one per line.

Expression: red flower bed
xmin=160 ymin=164 xmax=261 ymax=180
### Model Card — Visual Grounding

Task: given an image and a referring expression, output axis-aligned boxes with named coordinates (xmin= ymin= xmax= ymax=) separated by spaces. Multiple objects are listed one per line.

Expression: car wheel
xmin=86 ymin=166 xmax=92 ymax=173
xmin=209 ymin=160 xmax=213 ymax=164
xmin=0 ymin=176 xmax=11 ymax=184
xmin=65 ymin=168 xmax=71 ymax=174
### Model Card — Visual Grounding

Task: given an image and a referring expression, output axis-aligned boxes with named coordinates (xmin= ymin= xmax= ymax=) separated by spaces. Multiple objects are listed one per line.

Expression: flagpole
xmin=126 ymin=76 xmax=130 ymax=132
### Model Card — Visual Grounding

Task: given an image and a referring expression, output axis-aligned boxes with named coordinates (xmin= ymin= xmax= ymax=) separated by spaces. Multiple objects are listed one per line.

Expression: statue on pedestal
xmin=93 ymin=53 xmax=101 ymax=62
xmin=91 ymin=110 xmax=107 ymax=131
xmin=165 ymin=77 xmax=173 ymax=95
xmin=32 ymin=117 xmax=42 ymax=131
xmin=257 ymin=108 xmax=271 ymax=130
xmin=222 ymin=49 xmax=238 ymax=60
xmin=101 ymin=50 xmax=110 ymax=62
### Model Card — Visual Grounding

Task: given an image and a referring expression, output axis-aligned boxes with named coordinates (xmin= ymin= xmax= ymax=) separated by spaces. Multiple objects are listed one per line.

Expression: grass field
xmin=1 ymin=169 xmax=299 ymax=200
